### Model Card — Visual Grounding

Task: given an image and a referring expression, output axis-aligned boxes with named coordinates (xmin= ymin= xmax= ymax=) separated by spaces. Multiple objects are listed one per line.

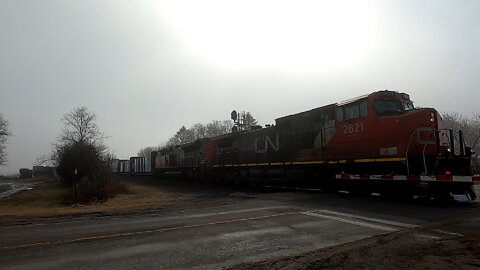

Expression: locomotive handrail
xmin=438 ymin=128 xmax=465 ymax=156
xmin=406 ymin=128 xmax=468 ymax=175
xmin=406 ymin=128 xmax=440 ymax=175
xmin=405 ymin=130 xmax=417 ymax=175
xmin=422 ymin=143 xmax=429 ymax=174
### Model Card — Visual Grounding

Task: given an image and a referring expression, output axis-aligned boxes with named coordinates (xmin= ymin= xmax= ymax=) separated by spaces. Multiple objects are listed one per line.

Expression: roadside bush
xmin=57 ymin=141 xmax=110 ymax=203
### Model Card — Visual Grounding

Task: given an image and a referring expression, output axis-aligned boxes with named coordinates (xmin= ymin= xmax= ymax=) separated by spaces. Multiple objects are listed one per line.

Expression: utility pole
xmin=73 ymin=168 xmax=78 ymax=206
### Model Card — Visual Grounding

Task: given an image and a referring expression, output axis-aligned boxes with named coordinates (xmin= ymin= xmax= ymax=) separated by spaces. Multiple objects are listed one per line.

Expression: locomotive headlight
xmin=430 ymin=112 xmax=435 ymax=122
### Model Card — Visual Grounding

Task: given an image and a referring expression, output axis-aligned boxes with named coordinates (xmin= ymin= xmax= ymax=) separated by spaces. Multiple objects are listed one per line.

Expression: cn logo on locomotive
xmin=254 ymin=134 xmax=279 ymax=153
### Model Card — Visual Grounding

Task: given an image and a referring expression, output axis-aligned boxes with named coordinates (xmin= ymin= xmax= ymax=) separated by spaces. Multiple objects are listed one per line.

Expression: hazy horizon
xmin=1 ymin=0 xmax=479 ymax=175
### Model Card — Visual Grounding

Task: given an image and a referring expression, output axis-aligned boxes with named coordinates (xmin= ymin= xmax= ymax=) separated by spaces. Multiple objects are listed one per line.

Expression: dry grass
xmin=0 ymin=181 xmax=70 ymax=208
xmin=0 ymin=180 xmax=185 ymax=219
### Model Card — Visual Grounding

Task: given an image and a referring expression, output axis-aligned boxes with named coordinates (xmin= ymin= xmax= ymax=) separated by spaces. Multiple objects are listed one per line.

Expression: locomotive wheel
xmin=433 ymin=192 xmax=454 ymax=202
xmin=468 ymin=186 xmax=477 ymax=201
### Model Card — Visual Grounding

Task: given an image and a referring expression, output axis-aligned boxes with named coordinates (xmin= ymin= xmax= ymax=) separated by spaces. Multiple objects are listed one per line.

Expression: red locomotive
xmin=151 ymin=90 xmax=478 ymax=200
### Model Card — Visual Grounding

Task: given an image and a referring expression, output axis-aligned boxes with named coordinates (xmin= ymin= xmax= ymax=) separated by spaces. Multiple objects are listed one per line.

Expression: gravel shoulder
xmin=227 ymin=229 xmax=480 ymax=270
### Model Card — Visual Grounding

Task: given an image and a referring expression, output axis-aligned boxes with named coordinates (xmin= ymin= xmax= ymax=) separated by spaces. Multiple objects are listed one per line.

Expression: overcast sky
xmin=1 ymin=0 xmax=479 ymax=175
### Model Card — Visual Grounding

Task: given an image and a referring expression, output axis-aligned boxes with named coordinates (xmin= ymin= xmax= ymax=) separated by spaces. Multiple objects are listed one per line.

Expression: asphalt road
xmin=0 ymin=177 xmax=478 ymax=270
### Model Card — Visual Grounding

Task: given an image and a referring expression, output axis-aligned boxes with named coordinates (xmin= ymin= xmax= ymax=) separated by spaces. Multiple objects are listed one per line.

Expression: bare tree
xmin=190 ymin=121 xmax=233 ymax=139
xmin=104 ymin=150 xmax=117 ymax=163
xmin=442 ymin=112 xmax=480 ymax=173
xmin=167 ymin=126 xmax=195 ymax=146
xmin=163 ymin=116 xmax=243 ymax=148
xmin=137 ymin=146 xmax=160 ymax=157
xmin=206 ymin=120 xmax=234 ymax=137
xmin=442 ymin=112 xmax=480 ymax=153
xmin=191 ymin=123 xmax=208 ymax=139
xmin=165 ymin=119 xmax=236 ymax=147
xmin=243 ymin=111 xmax=258 ymax=128
xmin=0 ymin=114 xmax=12 ymax=165
xmin=53 ymin=107 xmax=110 ymax=202
xmin=55 ymin=107 xmax=107 ymax=158
xmin=35 ymin=154 xmax=54 ymax=167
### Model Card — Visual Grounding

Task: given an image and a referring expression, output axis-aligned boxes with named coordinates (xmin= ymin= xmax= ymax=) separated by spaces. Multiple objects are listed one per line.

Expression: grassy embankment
xmin=0 ymin=178 xmax=184 ymax=219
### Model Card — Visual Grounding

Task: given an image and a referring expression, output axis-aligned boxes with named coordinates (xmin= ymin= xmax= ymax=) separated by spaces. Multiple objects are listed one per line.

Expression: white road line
xmin=432 ymin=229 xmax=463 ymax=237
xmin=0 ymin=206 xmax=294 ymax=229
xmin=220 ymin=227 xmax=291 ymax=238
xmin=415 ymin=234 xmax=441 ymax=240
xmin=317 ymin=210 xmax=420 ymax=229
xmin=179 ymin=206 xmax=293 ymax=219
xmin=301 ymin=212 xmax=398 ymax=232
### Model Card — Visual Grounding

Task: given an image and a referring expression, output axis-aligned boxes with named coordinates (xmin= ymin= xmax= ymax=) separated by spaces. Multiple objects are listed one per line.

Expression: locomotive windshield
xmin=374 ymin=100 xmax=403 ymax=116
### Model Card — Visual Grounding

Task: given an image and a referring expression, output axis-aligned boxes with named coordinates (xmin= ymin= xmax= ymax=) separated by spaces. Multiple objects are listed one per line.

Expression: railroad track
xmin=229 ymin=181 xmax=480 ymax=207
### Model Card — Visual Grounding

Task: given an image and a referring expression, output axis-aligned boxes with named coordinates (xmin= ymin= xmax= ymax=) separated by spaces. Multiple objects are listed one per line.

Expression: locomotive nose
xmin=414 ymin=108 xmax=440 ymax=128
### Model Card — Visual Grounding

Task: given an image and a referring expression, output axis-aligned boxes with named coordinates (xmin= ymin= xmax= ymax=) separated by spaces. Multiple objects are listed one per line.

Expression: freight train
xmin=115 ymin=90 xmax=479 ymax=200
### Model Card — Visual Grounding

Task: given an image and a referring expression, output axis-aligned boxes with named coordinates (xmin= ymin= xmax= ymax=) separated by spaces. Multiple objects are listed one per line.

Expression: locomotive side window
xmin=374 ymin=100 xmax=403 ymax=115
xmin=345 ymin=105 xmax=359 ymax=120
xmin=360 ymin=101 xmax=368 ymax=117
xmin=336 ymin=108 xmax=343 ymax=122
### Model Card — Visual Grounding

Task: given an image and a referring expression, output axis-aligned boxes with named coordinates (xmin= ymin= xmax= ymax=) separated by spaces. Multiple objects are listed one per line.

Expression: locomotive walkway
xmin=0 ymin=177 xmax=478 ymax=269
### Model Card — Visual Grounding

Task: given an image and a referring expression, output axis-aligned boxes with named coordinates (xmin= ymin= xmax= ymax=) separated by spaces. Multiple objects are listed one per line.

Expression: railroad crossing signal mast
xmin=231 ymin=110 xmax=248 ymax=132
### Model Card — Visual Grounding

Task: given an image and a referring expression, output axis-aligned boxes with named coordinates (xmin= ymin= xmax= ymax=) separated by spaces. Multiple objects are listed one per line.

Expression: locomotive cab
xmin=372 ymin=92 xmax=414 ymax=116
xmin=333 ymin=90 xmax=472 ymax=176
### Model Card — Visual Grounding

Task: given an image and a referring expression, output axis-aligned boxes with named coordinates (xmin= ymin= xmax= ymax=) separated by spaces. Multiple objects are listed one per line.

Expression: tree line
xmin=137 ymin=112 xmax=257 ymax=157
xmin=442 ymin=112 xmax=480 ymax=173
xmin=0 ymin=114 xmax=11 ymax=166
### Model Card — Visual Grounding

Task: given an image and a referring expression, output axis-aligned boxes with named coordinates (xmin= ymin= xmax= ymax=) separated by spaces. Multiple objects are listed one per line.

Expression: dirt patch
xmin=228 ymin=230 xmax=480 ymax=270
